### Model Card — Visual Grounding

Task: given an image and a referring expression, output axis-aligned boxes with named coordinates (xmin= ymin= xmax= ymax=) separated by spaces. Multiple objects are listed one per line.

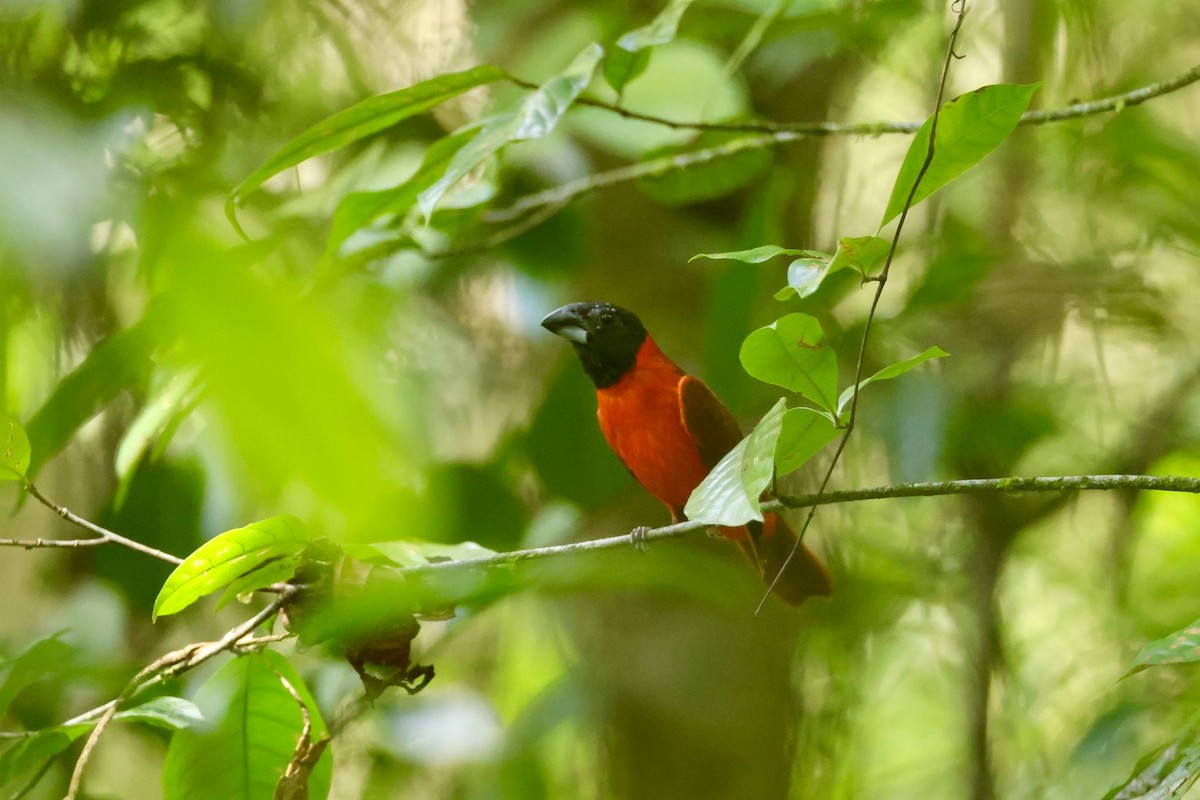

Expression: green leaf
xmin=153 ymin=516 xmax=310 ymax=620
xmin=881 ymin=83 xmax=1039 ymax=227
xmin=774 ymin=257 xmax=831 ymax=301
xmin=24 ymin=314 xmax=161 ymax=480
xmin=418 ymin=44 xmax=603 ymax=219
xmin=0 ymin=729 xmax=77 ymax=789
xmin=603 ymin=48 xmax=651 ymax=96
xmin=684 ymin=398 xmax=787 ymax=526
xmin=322 ymin=128 xmax=476 ymax=265
xmin=604 ymin=0 xmax=697 ymax=93
xmin=1102 ymin=733 xmax=1200 ymax=800
xmin=0 ymin=416 xmax=30 ymax=481
xmin=162 ymin=650 xmax=331 ymax=800
xmin=836 ymin=346 xmax=949 ymax=416
xmin=616 ymin=0 xmax=697 ymax=51
xmin=827 ymin=235 xmax=889 ymax=276
xmin=115 ymin=696 xmax=204 ymax=731
xmin=114 ymin=368 xmax=200 ymax=508
xmin=214 ymin=554 xmax=303 ymax=612
xmin=690 ymin=245 xmax=819 ymax=264
xmin=775 ymin=407 xmax=841 ymax=476
xmin=1127 ymin=618 xmax=1200 ymax=676
xmin=740 ymin=314 xmax=839 ymax=413
xmin=0 ymin=636 xmax=75 ymax=717
xmin=228 ymin=65 xmax=508 ymax=212
xmin=346 ymin=540 xmax=496 ymax=569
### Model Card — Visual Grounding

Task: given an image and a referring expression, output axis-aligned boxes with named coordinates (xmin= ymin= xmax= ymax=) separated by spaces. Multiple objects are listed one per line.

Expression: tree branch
xmin=11 ymin=482 xmax=183 ymax=565
xmin=394 ymin=473 xmax=1200 ymax=579
xmin=486 ymin=61 xmax=1200 ymax=224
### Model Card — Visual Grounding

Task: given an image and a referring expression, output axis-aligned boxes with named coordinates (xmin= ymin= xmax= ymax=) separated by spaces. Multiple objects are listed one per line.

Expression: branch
xmin=757 ymin=0 xmax=969 ymax=613
xmin=486 ymin=61 xmax=1200 ymax=224
xmin=394 ymin=473 xmax=1200 ymax=579
xmin=52 ymin=593 xmax=292 ymax=799
xmin=8 ymin=482 xmax=183 ymax=565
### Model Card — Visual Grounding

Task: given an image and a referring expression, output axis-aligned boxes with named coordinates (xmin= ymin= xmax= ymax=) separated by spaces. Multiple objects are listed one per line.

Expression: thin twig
xmin=20 ymin=482 xmax=182 ymax=565
xmin=757 ymin=0 xmax=970 ymax=615
xmin=391 ymin=473 xmax=1200 ymax=579
xmin=57 ymin=593 xmax=291 ymax=799
xmin=487 ymin=61 xmax=1200 ymax=224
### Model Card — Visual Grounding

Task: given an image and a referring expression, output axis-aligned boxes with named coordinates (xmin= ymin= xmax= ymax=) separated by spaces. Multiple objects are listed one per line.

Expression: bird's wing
xmin=678 ymin=375 xmax=744 ymax=471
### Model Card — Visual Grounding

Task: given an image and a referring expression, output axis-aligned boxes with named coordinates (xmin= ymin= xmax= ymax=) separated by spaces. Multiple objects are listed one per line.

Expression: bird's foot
xmin=629 ymin=526 xmax=651 ymax=553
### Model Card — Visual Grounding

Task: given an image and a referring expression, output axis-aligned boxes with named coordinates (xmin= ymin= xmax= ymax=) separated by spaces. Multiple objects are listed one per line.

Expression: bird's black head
xmin=541 ymin=302 xmax=648 ymax=388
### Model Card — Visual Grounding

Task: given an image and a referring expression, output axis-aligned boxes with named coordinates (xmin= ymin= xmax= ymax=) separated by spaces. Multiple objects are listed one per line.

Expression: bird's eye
xmin=599 ymin=311 xmax=614 ymax=327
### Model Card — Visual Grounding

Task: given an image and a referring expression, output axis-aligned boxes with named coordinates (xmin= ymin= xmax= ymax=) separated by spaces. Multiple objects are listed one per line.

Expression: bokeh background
xmin=3 ymin=0 xmax=1200 ymax=798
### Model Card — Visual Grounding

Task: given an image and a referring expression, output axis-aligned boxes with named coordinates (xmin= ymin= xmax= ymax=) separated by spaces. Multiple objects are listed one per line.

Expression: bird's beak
xmin=540 ymin=305 xmax=590 ymax=345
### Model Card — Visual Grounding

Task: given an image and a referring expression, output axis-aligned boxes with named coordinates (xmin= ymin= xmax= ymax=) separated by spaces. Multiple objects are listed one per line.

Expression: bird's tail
xmin=737 ymin=513 xmax=832 ymax=605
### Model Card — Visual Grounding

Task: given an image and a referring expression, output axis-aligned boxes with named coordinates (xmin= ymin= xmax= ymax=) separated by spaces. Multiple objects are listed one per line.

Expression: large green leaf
xmin=322 ymin=129 xmax=476 ymax=265
xmin=684 ymin=398 xmax=786 ymax=526
xmin=163 ymin=650 xmax=331 ymax=800
xmin=1102 ymin=733 xmax=1200 ymax=800
xmin=153 ymin=516 xmax=309 ymax=620
xmin=740 ymin=314 xmax=839 ymax=413
xmin=0 ymin=416 xmax=30 ymax=481
xmin=775 ymin=407 xmax=841 ymax=476
xmin=603 ymin=0 xmax=697 ymax=94
xmin=880 ymin=83 xmax=1039 ymax=227
xmin=228 ymin=65 xmax=508 ymax=216
xmin=836 ymin=346 xmax=949 ymax=416
xmin=24 ymin=314 xmax=161 ymax=480
xmin=418 ymin=43 xmax=603 ymax=218
xmin=1127 ymin=617 xmax=1200 ymax=676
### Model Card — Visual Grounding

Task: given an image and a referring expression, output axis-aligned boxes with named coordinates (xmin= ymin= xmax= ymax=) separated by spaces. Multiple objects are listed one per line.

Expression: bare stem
xmin=15 ymin=482 xmax=182 ymax=565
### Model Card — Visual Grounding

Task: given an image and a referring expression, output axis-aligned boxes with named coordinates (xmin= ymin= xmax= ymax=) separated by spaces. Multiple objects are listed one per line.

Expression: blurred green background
xmin=3 ymin=0 xmax=1200 ymax=798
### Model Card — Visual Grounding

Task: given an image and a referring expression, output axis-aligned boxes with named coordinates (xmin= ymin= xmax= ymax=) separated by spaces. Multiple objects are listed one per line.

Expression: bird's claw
xmin=630 ymin=526 xmax=651 ymax=553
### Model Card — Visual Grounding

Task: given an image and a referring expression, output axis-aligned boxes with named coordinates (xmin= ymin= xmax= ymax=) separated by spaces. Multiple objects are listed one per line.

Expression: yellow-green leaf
xmin=0 ymin=416 xmax=30 ymax=481
xmin=153 ymin=515 xmax=310 ymax=620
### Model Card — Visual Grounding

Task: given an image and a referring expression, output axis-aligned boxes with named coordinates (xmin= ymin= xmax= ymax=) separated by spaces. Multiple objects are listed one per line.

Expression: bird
xmin=541 ymin=301 xmax=831 ymax=605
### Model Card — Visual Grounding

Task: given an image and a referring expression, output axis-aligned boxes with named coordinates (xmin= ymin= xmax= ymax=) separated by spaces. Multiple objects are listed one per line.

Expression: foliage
xmin=1 ymin=1 xmax=1200 ymax=799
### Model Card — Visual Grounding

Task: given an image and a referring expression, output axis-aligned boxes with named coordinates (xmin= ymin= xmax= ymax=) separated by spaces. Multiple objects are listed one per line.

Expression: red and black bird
xmin=542 ymin=301 xmax=831 ymax=605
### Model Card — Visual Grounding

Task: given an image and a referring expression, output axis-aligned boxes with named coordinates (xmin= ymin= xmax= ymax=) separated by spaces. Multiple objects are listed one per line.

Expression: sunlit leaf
xmin=162 ymin=650 xmax=331 ymax=800
xmin=418 ymin=44 xmax=603 ymax=218
xmin=685 ymin=398 xmax=787 ymax=526
xmin=153 ymin=516 xmax=310 ymax=620
xmin=214 ymin=554 xmax=303 ymax=612
xmin=740 ymin=314 xmax=838 ymax=413
xmin=0 ymin=416 xmax=30 ymax=481
xmin=775 ymin=407 xmax=841 ymax=476
xmin=1102 ymin=732 xmax=1200 ymax=800
xmin=1127 ymin=618 xmax=1200 ymax=676
xmin=229 ymin=65 xmax=508 ymax=212
xmin=115 ymin=696 xmax=204 ymax=731
xmin=828 ymin=235 xmax=889 ymax=276
xmin=321 ymin=128 xmax=476 ymax=266
xmin=690 ymin=245 xmax=820 ymax=264
xmin=836 ymin=346 xmax=949 ymax=416
xmin=881 ymin=83 xmax=1039 ymax=227
xmin=604 ymin=0 xmax=697 ymax=93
